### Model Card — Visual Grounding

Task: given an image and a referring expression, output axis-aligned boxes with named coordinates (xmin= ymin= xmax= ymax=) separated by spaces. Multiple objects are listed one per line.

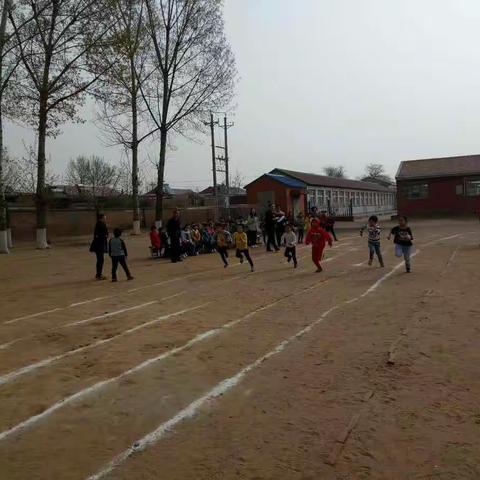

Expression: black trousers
xmin=247 ymin=230 xmax=257 ymax=247
xmin=112 ymin=256 xmax=131 ymax=280
xmin=266 ymin=228 xmax=278 ymax=251
xmin=95 ymin=251 xmax=105 ymax=278
xmin=170 ymin=237 xmax=181 ymax=262
xmin=218 ymin=246 xmax=229 ymax=266
xmin=297 ymin=228 xmax=304 ymax=244
xmin=236 ymin=249 xmax=254 ymax=268
xmin=284 ymin=246 xmax=297 ymax=266
xmin=275 ymin=225 xmax=284 ymax=246
xmin=326 ymin=226 xmax=338 ymax=241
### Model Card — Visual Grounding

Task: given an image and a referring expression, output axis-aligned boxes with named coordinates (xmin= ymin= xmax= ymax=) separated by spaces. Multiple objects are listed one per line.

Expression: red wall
xmin=246 ymin=177 xmax=290 ymax=211
xmin=397 ymin=176 xmax=480 ymax=216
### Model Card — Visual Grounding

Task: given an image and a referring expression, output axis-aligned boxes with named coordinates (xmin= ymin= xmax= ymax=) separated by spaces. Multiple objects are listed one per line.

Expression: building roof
xmin=397 ymin=155 xmax=480 ymax=180
xmin=271 ymin=168 xmax=392 ymax=192
xmin=266 ymin=173 xmax=306 ymax=188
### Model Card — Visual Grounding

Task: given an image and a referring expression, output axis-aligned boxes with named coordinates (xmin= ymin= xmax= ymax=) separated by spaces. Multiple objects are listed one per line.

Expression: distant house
xmin=361 ymin=176 xmax=396 ymax=189
xmin=245 ymin=168 xmax=396 ymax=217
xmin=48 ymin=184 xmax=123 ymax=199
xmin=397 ymin=154 xmax=480 ymax=216
xmin=199 ymin=185 xmax=246 ymax=196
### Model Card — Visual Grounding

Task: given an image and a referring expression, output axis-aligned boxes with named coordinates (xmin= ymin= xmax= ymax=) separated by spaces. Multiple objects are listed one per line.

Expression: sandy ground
xmin=0 ymin=219 xmax=479 ymax=480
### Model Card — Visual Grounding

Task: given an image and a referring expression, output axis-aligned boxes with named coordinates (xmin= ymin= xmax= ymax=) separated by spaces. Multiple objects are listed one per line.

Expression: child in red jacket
xmin=150 ymin=224 xmax=161 ymax=257
xmin=305 ymin=218 xmax=333 ymax=272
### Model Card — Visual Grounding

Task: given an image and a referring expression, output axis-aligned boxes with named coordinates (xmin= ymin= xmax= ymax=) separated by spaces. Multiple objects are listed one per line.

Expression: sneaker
xmin=224 ymin=263 xmax=228 ymax=268
xmin=294 ymin=263 xmax=298 ymax=269
xmin=406 ymin=268 xmax=411 ymax=273
xmin=127 ymin=276 xmax=134 ymax=281
xmin=368 ymin=259 xmax=373 ymax=266
xmin=251 ymin=267 xmax=255 ymax=272
xmin=96 ymin=275 xmax=107 ymax=281
xmin=316 ymin=267 xmax=323 ymax=273
xmin=240 ymin=257 xmax=244 ymax=264
xmin=112 ymin=278 xmax=118 ymax=282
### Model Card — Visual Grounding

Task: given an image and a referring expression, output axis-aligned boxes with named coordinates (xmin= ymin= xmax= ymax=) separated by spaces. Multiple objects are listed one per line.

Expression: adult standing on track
xmin=167 ymin=208 xmax=182 ymax=263
xmin=90 ymin=213 xmax=109 ymax=280
xmin=265 ymin=203 xmax=279 ymax=252
xmin=246 ymin=208 xmax=259 ymax=247
xmin=275 ymin=204 xmax=287 ymax=246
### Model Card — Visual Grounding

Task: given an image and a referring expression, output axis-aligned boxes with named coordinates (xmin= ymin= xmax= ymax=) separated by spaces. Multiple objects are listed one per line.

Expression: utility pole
xmin=205 ymin=113 xmax=233 ymax=219
xmin=209 ymin=113 xmax=217 ymax=198
xmin=219 ymin=115 xmax=234 ymax=210
xmin=204 ymin=113 xmax=219 ymax=219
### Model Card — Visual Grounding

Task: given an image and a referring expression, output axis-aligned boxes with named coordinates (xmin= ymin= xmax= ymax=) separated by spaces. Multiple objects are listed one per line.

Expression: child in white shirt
xmin=281 ymin=224 xmax=298 ymax=268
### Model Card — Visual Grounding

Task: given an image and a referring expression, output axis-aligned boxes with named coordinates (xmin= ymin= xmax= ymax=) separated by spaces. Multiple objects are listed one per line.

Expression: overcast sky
xmin=6 ymin=0 xmax=480 ymax=189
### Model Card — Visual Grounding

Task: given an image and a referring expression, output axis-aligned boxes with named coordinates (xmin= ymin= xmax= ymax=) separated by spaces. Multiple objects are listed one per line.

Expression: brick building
xmin=246 ymin=168 xmax=396 ymax=217
xmin=396 ymin=155 xmax=480 ymax=216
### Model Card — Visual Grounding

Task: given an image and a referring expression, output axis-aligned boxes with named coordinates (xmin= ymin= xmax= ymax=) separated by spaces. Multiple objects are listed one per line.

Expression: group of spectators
xmin=149 ymin=205 xmax=338 ymax=263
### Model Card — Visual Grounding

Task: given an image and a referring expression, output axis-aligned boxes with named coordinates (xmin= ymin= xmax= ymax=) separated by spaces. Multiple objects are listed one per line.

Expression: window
xmin=466 ymin=179 xmax=480 ymax=196
xmin=403 ymin=184 xmax=429 ymax=199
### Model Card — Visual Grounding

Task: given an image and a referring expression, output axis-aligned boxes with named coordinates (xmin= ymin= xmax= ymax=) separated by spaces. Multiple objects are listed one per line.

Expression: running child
xmin=360 ymin=215 xmax=384 ymax=267
xmin=233 ymin=224 xmax=254 ymax=272
xmin=281 ymin=224 xmax=298 ymax=268
xmin=388 ymin=216 xmax=414 ymax=273
xmin=305 ymin=218 xmax=332 ymax=272
xmin=109 ymin=228 xmax=134 ymax=282
xmin=214 ymin=223 xmax=232 ymax=267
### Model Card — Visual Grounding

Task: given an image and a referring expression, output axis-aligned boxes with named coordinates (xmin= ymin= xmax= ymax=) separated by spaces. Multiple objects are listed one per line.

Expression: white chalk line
xmin=0 ymin=280 xmax=328 ymax=443
xmin=2 ymin=273 xmax=201 ymax=326
xmin=0 ymin=294 xmax=185 ymax=352
xmin=4 ymin=308 xmax=62 ymax=325
xmin=1 ymin=241 xmax=348 ymax=324
xmin=69 ymin=296 xmax=111 ymax=308
xmin=0 ymin=303 xmax=209 ymax=388
xmin=86 ymin=253 xmax=415 ymax=480
xmin=62 ymin=301 xmax=159 ymax=328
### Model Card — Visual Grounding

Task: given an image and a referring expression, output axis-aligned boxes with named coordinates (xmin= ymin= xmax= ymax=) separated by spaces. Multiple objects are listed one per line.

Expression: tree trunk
xmin=155 ymin=126 xmax=167 ymax=228
xmin=36 ymin=98 xmax=49 ymax=249
xmin=0 ymin=0 xmax=9 ymax=253
xmin=130 ymin=57 xmax=140 ymax=235
xmin=0 ymin=99 xmax=8 ymax=254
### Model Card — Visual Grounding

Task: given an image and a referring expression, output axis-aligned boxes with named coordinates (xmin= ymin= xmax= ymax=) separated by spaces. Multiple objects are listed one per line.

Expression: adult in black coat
xmin=264 ymin=203 xmax=279 ymax=252
xmin=90 ymin=213 xmax=109 ymax=280
xmin=166 ymin=208 xmax=182 ymax=262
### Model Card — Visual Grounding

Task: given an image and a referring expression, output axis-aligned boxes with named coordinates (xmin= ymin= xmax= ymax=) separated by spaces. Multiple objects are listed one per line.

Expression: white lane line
xmin=423 ymin=233 xmax=462 ymax=246
xmin=69 ymin=297 xmax=111 ymax=308
xmin=0 ymin=294 xmax=185 ymax=352
xmin=0 ymin=281 xmax=328 ymax=443
xmin=86 ymin=256 xmax=412 ymax=480
xmin=2 ymin=272 xmax=201 ymax=325
xmin=4 ymin=308 xmax=62 ymax=325
xmin=62 ymin=301 xmax=159 ymax=328
xmin=0 ymin=303 xmax=209 ymax=388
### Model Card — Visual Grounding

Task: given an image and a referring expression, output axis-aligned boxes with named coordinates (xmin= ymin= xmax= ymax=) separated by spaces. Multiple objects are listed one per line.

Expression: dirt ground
xmin=0 ymin=219 xmax=479 ymax=480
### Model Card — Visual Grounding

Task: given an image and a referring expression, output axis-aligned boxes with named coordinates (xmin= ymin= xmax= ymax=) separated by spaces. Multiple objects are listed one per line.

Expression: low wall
xmin=8 ymin=205 xmax=253 ymax=242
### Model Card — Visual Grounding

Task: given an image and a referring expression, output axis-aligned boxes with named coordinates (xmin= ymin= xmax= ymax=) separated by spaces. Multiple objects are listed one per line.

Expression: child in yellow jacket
xmin=232 ymin=224 xmax=254 ymax=272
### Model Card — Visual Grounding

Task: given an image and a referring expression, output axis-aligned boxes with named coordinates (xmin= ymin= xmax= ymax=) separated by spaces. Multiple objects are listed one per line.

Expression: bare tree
xmin=66 ymin=155 xmax=120 ymax=207
xmin=9 ymin=0 xmax=116 ymax=248
xmin=8 ymin=143 xmax=58 ymax=194
xmin=95 ymin=0 xmax=156 ymax=234
xmin=230 ymin=169 xmax=245 ymax=191
xmin=363 ymin=163 xmax=392 ymax=184
xmin=323 ymin=166 xmax=345 ymax=178
xmin=142 ymin=0 xmax=236 ymax=225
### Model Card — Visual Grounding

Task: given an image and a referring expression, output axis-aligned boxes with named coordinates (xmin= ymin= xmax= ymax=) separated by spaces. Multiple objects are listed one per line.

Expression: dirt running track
xmin=0 ymin=219 xmax=479 ymax=480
